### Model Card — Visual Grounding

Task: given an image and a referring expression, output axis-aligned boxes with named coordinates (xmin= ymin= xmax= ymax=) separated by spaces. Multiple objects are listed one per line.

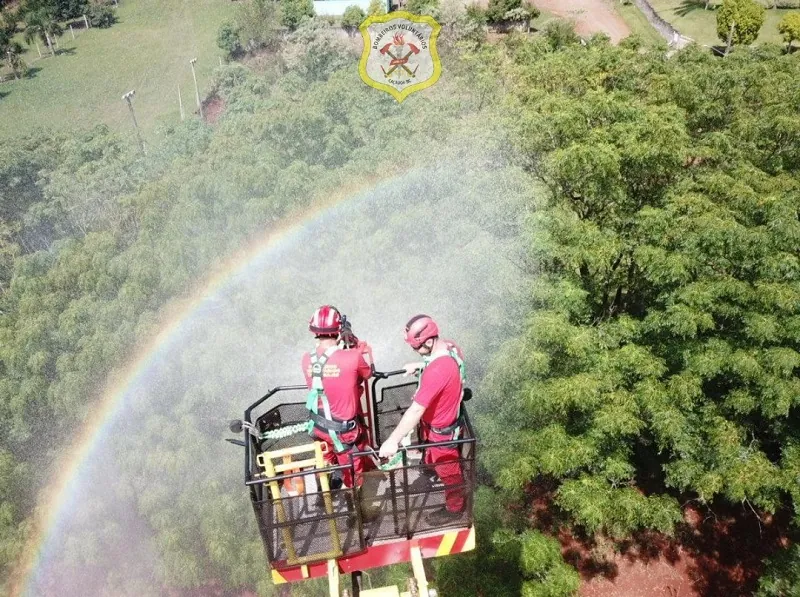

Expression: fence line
xmin=632 ymin=0 xmax=694 ymax=48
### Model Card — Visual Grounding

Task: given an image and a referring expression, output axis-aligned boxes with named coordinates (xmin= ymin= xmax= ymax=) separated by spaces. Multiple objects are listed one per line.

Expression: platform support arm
xmin=328 ymin=559 xmax=340 ymax=597
xmin=410 ymin=545 xmax=428 ymax=597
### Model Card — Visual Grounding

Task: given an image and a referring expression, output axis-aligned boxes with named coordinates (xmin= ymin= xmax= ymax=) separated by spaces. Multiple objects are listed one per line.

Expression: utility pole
xmin=178 ymin=85 xmax=185 ymax=121
xmin=189 ymin=58 xmax=203 ymax=119
xmin=122 ymin=89 xmax=145 ymax=154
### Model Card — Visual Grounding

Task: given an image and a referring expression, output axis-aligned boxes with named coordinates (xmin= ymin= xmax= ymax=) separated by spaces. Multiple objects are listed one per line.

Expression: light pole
xmin=122 ymin=89 xmax=145 ymax=154
xmin=189 ymin=58 xmax=203 ymax=119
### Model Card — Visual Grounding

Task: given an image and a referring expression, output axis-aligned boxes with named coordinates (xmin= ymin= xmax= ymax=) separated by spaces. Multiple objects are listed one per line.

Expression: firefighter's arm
xmin=379 ymin=402 xmax=426 ymax=458
xmin=357 ymin=349 xmax=372 ymax=381
xmin=403 ymin=362 xmax=424 ymax=376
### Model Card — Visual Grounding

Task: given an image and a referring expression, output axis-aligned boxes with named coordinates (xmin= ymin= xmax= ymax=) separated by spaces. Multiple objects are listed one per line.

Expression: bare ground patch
xmin=532 ymin=0 xmax=631 ymax=43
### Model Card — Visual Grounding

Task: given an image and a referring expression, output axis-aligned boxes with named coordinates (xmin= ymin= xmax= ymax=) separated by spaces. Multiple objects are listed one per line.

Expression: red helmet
xmin=309 ymin=305 xmax=342 ymax=336
xmin=404 ymin=314 xmax=439 ymax=349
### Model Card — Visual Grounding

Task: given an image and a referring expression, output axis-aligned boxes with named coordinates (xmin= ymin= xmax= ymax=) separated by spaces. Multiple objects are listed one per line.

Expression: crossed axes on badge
xmin=379 ymin=43 xmax=420 ymax=78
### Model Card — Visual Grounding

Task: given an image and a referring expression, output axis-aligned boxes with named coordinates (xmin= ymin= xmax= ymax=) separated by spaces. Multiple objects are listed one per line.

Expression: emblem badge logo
xmin=359 ymin=11 xmax=442 ymax=103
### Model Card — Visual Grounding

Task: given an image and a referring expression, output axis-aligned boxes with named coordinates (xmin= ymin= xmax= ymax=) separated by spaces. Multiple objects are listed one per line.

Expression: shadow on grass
xmin=0 ymin=66 xmax=41 ymax=86
xmin=675 ymin=0 xmax=715 ymax=16
xmin=709 ymin=44 xmax=729 ymax=57
xmin=0 ymin=90 xmax=10 ymax=99
xmin=55 ymin=47 xmax=77 ymax=57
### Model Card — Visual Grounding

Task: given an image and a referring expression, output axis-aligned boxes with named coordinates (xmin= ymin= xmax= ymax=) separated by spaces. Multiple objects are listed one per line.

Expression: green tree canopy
xmin=367 ymin=0 xmax=386 ymax=16
xmin=777 ymin=11 xmax=800 ymax=48
xmin=471 ymin=34 xmax=799 ymax=590
xmin=280 ymin=0 xmax=314 ymax=30
xmin=340 ymin=4 xmax=366 ymax=35
xmin=716 ymin=0 xmax=766 ymax=47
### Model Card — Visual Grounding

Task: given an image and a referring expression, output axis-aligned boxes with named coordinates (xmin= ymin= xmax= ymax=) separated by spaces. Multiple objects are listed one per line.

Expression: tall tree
xmin=777 ymin=11 xmax=800 ymax=50
xmin=716 ymin=0 xmax=765 ymax=50
xmin=474 ymin=37 xmax=800 ymax=587
xmin=23 ymin=7 xmax=64 ymax=56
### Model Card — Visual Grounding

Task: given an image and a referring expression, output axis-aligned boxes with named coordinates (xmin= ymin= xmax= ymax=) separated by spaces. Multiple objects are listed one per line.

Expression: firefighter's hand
xmin=379 ymin=439 xmax=399 ymax=459
xmin=340 ymin=328 xmax=358 ymax=348
xmin=403 ymin=362 xmax=423 ymax=377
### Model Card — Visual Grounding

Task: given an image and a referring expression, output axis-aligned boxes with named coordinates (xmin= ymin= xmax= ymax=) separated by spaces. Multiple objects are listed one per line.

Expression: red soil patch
xmin=532 ymin=0 xmax=631 ymax=43
xmin=525 ymin=481 xmax=793 ymax=597
xmin=203 ymin=95 xmax=226 ymax=126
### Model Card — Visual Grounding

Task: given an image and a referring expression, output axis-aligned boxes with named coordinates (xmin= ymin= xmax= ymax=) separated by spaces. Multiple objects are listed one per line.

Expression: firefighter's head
xmin=309 ymin=305 xmax=342 ymax=339
xmin=404 ymin=314 xmax=439 ymax=355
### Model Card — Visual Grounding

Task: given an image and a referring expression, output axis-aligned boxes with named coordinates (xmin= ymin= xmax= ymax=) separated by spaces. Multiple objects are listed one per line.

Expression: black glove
xmin=339 ymin=317 xmax=358 ymax=348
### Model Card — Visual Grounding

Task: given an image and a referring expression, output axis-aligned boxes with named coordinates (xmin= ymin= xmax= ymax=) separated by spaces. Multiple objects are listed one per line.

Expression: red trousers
xmin=422 ymin=428 xmax=464 ymax=512
xmin=312 ymin=423 xmax=374 ymax=488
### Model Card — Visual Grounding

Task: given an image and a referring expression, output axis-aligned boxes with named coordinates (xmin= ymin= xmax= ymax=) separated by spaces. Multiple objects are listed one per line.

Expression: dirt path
xmin=532 ymin=0 xmax=631 ymax=43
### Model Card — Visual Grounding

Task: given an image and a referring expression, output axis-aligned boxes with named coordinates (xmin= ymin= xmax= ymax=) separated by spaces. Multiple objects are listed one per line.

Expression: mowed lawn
xmin=616 ymin=2 xmax=664 ymax=46
xmin=0 ymin=0 xmax=235 ymax=140
xmin=647 ymin=0 xmax=793 ymax=47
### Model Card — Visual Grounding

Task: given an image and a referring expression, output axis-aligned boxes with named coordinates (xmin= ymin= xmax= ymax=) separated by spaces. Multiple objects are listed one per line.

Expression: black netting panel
xmin=359 ymin=455 xmax=476 ymax=542
xmin=257 ymin=403 xmax=313 ymax=453
xmin=256 ymin=487 xmax=365 ymax=565
xmin=376 ymin=382 xmax=417 ymax=444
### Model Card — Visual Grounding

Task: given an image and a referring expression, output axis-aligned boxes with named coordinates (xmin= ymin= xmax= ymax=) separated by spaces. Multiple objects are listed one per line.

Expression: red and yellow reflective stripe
xmin=435 ymin=527 xmax=475 ymax=556
xmin=436 ymin=531 xmax=458 ymax=557
xmin=271 ymin=569 xmax=287 ymax=584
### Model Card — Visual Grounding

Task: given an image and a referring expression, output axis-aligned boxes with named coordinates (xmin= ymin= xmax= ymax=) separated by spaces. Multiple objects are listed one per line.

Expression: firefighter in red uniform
xmin=379 ymin=314 xmax=466 ymax=526
xmin=303 ymin=305 xmax=374 ymax=490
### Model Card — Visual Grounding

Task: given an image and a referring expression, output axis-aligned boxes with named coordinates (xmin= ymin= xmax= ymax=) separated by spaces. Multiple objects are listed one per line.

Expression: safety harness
xmin=418 ymin=344 xmax=467 ymax=439
xmin=305 ymin=343 xmax=359 ymax=453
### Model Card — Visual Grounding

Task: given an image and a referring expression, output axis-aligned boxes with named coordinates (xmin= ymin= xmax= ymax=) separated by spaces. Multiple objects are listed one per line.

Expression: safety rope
xmin=259 ymin=422 xmax=311 ymax=440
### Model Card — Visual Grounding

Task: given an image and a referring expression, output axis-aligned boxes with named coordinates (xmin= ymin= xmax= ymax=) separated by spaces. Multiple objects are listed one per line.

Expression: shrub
xmin=236 ymin=0 xmax=283 ymax=51
xmin=87 ymin=4 xmax=115 ymax=28
xmin=777 ymin=11 xmax=800 ymax=47
xmin=367 ymin=0 xmax=387 ymax=16
xmin=486 ymin=0 xmax=538 ymax=24
xmin=341 ymin=5 xmax=366 ymax=36
xmin=281 ymin=0 xmax=314 ymax=30
xmin=406 ymin=0 xmax=440 ymax=17
xmin=544 ymin=18 xmax=579 ymax=49
xmin=217 ymin=21 xmax=243 ymax=58
xmin=465 ymin=2 xmax=488 ymax=25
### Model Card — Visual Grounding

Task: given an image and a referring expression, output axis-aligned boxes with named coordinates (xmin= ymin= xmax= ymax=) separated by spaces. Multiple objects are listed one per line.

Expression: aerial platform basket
xmin=234 ymin=370 xmax=477 ymax=596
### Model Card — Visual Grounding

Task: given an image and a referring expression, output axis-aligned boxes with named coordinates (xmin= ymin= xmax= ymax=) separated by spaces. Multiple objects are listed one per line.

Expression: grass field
xmin=647 ymin=0 xmax=793 ymax=47
xmin=616 ymin=2 xmax=664 ymax=46
xmin=0 ymin=0 xmax=235 ymax=140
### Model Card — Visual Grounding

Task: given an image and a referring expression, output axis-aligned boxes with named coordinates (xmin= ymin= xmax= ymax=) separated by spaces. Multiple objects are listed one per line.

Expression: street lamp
xmin=122 ymin=89 xmax=145 ymax=154
xmin=189 ymin=58 xmax=203 ymax=119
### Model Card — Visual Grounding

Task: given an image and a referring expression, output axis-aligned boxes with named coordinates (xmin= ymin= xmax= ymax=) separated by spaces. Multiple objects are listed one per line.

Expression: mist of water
xmin=27 ymin=145 xmax=537 ymax=596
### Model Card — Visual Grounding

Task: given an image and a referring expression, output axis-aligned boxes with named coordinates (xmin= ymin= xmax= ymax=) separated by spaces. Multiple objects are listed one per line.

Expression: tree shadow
xmin=25 ymin=66 xmax=42 ymax=78
xmin=679 ymin=503 xmax=794 ymax=596
xmin=709 ymin=44 xmax=729 ymax=57
xmin=55 ymin=47 xmax=77 ymax=57
xmin=0 ymin=90 xmax=10 ymax=100
xmin=675 ymin=0 xmax=714 ymax=17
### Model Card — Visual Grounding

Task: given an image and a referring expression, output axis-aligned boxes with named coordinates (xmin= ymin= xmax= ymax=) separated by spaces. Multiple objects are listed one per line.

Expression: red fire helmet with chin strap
xmin=309 ymin=305 xmax=342 ymax=336
xmin=404 ymin=314 xmax=439 ymax=349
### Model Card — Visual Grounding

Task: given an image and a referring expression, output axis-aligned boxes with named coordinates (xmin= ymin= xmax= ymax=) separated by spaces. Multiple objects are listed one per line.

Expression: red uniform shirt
xmin=302 ymin=347 xmax=371 ymax=421
xmin=413 ymin=344 xmax=463 ymax=428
